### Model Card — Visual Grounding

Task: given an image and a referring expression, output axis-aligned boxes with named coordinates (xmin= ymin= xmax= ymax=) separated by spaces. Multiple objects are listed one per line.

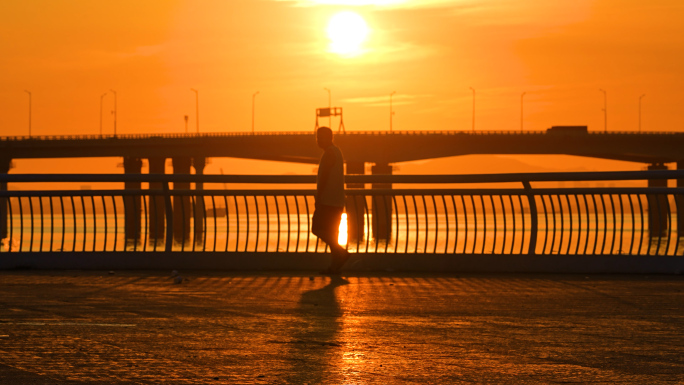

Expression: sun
xmin=326 ymin=11 xmax=369 ymax=56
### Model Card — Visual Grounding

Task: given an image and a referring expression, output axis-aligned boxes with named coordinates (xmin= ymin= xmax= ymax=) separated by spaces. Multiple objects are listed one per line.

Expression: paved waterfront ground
xmin=0 ymin=271 xmax=682 ymax=384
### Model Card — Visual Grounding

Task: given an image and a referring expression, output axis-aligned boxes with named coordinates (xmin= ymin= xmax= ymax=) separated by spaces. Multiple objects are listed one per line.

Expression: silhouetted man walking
xmin=312 ymin=126 xmax=350 ymax=274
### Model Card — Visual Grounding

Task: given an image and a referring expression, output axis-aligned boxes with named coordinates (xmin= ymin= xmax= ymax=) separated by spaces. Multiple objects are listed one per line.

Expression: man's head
xmin=316 ymin=126 xmax=333 ymax=149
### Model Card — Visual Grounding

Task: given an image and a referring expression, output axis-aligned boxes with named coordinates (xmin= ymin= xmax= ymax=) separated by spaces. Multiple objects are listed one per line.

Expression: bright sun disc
xmin=327 ymin=11 xmax=369 ymax=56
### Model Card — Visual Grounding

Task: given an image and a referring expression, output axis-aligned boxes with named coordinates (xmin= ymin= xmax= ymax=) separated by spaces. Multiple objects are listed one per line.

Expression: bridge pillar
xmin=345 ymin=161 xmax=365 ymax=245
xmin=172 ymin=157 xmax=192 ymax=244
xmin=193 ymin=157 xmax=206 ymax=243
xmin=647 ymin=163 xmax=669 ymax=237
xmin=123 ymin=157 xmax=142 ymax=241
xmin=0 ymin=156 xmax=11 ymax=240
xmin=372 ymin=163 xmax=393 ymax=242
xmin=148 ymin=157 xmax=166 ymax=243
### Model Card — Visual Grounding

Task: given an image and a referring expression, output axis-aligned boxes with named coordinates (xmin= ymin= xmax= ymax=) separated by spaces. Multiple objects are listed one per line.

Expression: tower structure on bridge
xmin=315 ymin=107 xmax=345 ymax=133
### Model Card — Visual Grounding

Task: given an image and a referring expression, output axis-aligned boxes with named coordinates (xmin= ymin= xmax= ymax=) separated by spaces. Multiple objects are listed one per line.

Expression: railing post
xmin=372 ymin=163 xmax=393 ymax=242
xmin=0 ymin=156 xmax=10 ymax=241
xmin=163 ymin=181 xmax=174 ymax=252
xmin=524 ymin=181 xmax=538 ymax=255
xmin=193 ymin=157 xmax=206 ymax=244
xmin=123 ymin=157 xmax=142 ymax=242
xmin=647 ymin=163 xmax=669 ymax=237
xmin=172 ymin=157 xmax=192 ymax=244
xmin=345 ymin=161 xmax=365 ymax=246
xmin=148 ymin=157 xmax=166 ymax=244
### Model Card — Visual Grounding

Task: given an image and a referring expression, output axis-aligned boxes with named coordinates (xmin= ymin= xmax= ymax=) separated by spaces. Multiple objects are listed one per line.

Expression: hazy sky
xmin=1 ymin=0 xmax=683 ymax=174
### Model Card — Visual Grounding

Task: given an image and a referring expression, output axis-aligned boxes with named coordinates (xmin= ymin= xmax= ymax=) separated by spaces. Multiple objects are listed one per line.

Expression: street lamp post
xmin=390 ymin=91 xmax=396 ymax=132
xmin=100 ymin=93 xmax=107 ymax=136
xmin=252 ymin=91 xmax=259 ymax=133
xmin=639 ymin=94 xmax=646 ymax=132
xmin=184 ymin=115 xmax=189 ymax=133
xmin=599 ymin=89 xmax=607 ymax=132
xmin=24 ymin=90 xmax=31 ymax=137
xmin=520 ymin=91 xmax=527 ymax=132
xmin=469 ymin=87 xmax=475 ymax=131
xmin=191 ymin=88 xmax=199 ymax=133
xmin=110 ymin=89 xmax=117 ymax=135
xmin=324 ymin=88 xmax=331 ymax=127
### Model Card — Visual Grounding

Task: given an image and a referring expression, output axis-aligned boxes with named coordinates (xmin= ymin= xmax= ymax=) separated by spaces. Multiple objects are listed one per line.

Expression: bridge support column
xmin=0 ymin=157 xmax=11 ymax=240
xmin=647 ymin=163 xmax=669 ymax=237
xmin=372 ymin=163 xmax=393 ymax=242
xmin=345 ymin=161 xmax=365 ymax=246
xmin=193 ymin=157 xmax=206 ymax=243
xmin=148 ymin=157 xmax=166 ymax=244
xmin=172 ymin=157 xmax=192 ymax=244
xmin=123 ymin=157 xmax=142 ymax=241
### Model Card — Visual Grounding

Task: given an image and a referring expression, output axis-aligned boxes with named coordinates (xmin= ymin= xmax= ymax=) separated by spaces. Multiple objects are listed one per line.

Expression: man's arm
xmin=316 ymin=148 xmax=334 ymax=204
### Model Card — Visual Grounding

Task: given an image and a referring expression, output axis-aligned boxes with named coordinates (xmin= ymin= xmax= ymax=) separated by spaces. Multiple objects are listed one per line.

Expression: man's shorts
xmin=311 ymin=205 xmax=344 ymax=243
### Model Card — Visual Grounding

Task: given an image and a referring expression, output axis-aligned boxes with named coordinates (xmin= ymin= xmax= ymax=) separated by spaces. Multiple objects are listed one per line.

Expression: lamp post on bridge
xmin=639 ymin=94 xmax=646 ymax=132
xmin=469 ymin=87 xmax=475 ymax=132
xmin=191 ymin=88 xmax=199 ymax=134
xmin=324 ymin=88 xmax=331 ymax=127
xmin=390 ymin=91 xmax=396 ymax=132
xmin=110 ymin=89 xmax=117 ymax=135
xmin=24 ymin=90 xmax=31 ymax=137
xmin=599 ymin=89 xmax=607 ymax=132
xmin=520 ymin=91 xmax=527 ymax=132
xmin=252 ymin=91 xmax=259 ymax=134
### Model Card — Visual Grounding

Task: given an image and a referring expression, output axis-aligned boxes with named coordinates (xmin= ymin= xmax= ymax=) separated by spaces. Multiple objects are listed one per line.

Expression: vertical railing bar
xmin=672 ymin=194 xmax=681 ymax=256
xmin=163 ymin=183 xmax=174 ymax=253
xmin=637 ymin=194 xmax=646 ymax=255
xmin=49 ymin=196 xmax=55 ymax=251
xmin=303 ymin=195 xmax=310 ymax=252
xmin=487 ymin=195 xmax=496 ymax=254
xmin=101 ymin=195 xmax=108 ymax=252
xmin=429 ymin=195 xmax=438 ymax=254
xmin=478 ymin=195 xmax=487 ymax=254
xmin=449 ymin=195 xmax=458 ymax=254
xmin=402 ymin=195 xmax=409 ymax=254
xmin=151 ymin=194 xmax=159 ymax=252
xmin=224 ymin=195 xmax=231 ymax=253
xmin=274 ymin=195 xmax=281 ymax=253
xmin=367 ymin=195 xmax=375 ymax=253
xmin=421 ymin=195 xmax=428 ymax=254
xmin=141 ymin=194 xmax=148 ymax=252
xmin=38 ymin=196 xmax=44 ymax=252
xmin=242 ymin=195 xmax=250 ymax=253
xmin=265 ymin=195 xmax=272 ymax=252
xmin=580 ymin=194 xmax=590 ymax=255
xmin=653 ymin=193 xmax=663 ymax=255
xmin=558 ymin=195 xmax=566 ymax=254
xmin=392 ymin=195 xmax=400 ymax=254
xmin=664 ymin=194 xmax=674 ymax=256
xmin=69 ymin=196 xmax=77 ymax=252
xmin=253 ymin=195 xmax=260 ymax=252
xmin=598 ymin=194 xmax=609 ymax=255
xmin=550 ymin=195 xmax=559 ymax=254
xmin=539 ymin=195 xmax=549 ymax=255
xmin=490 ymin=195 xmax=499 ymax=254
xmin=28 ymin=197 xmax=35 ymax=252
xmin=180 ymin=195 xmax=187 ymax=252
xmin=609 ymin=195 xmax=619 ymax=255
xmin=89 ymin=195 xmax=97 ymax=252
xmin=565 ymin=194 xmax=574 ymax=255
xmin=467 ymin=195 xmax=476 ymax=254
xmin=203 ymin=195 xmax=209 ymax=251
xmin=122 ymin=193 xmax=130 ymax=253
xmin=18 ymin=197 xmax=24 ymax=252
xmin=81 ymin=196 xmax=89 ymax=252
xmin=589 ymin=194 xmax=600 ymax=255
xmin=294 ymin=195 xmax=301 ymax=253
xmin=627 ymin=194 xmax=636 ymax=255
xmin=7 ymin=196 xmax=14 ymax=252
xmin=571 ymin=194 xmax=581 ymax=255
xmin=59 ymin=197 xmax=66 ymax=253
xmin=188 ymin=195 xmax=197 ymax=253
xmin=506 ymin=195 xmax=515 ymax=254
xmin=441 ymin=195 xmax=449 ymax=254
xmin=499 ymin=195 xmax=506 ymax=255
xmin=460 ymin=195 xmax=468 ymax=254
xmin=211 ymin=196 xmax=218 ymax=252
xmin=284 ymin=195 xmax=291 ymax=253
xmin=523 ymin=182 xmax=538 ymax=256
xmin=410 ymin=195 xmax=419 ymax=253
xmin=517 ymin=194 xmax=525 ymax=255
xmin=371 ymin=195 xmax=379 ymax=253
xmin=233 ymin=195 xmax=240 ymax=253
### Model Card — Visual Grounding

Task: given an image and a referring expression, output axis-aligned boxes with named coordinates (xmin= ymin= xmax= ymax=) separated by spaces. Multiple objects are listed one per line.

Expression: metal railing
xmin=2 ymin=171 xmax=684 ymax=256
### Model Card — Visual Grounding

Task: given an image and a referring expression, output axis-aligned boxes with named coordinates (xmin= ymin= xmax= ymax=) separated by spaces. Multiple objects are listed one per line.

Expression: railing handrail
xmin=3 ymin=129 xmax=684 ymax=142
xmin=2 ymin=170 xmax=684 ymax=184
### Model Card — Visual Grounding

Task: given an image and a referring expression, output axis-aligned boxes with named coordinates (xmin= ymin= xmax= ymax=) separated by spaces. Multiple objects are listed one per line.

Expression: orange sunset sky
xmin=1 ymin=0 xmax=684 ymax=175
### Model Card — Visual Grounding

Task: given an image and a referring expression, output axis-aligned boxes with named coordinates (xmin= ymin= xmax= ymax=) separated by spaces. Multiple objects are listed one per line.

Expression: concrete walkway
xmin=0 ymin=271 xmax=682 ymax=384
